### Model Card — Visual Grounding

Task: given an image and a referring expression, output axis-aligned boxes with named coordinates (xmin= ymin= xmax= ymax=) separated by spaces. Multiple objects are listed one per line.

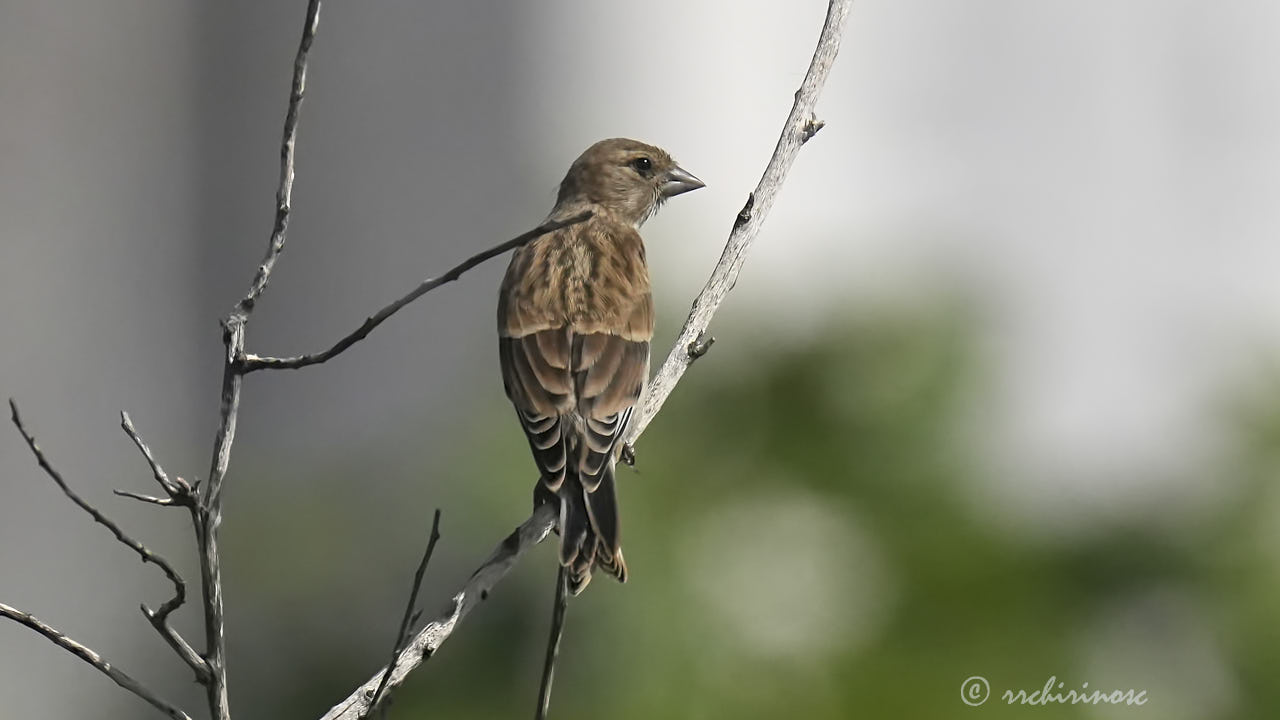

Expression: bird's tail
xmin=537 ymin=464 xmax=626 ymax=595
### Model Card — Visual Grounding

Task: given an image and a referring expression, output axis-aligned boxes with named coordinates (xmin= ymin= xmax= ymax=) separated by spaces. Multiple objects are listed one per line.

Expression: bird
xmin=498 ymin=138 xmax=704 ymax=594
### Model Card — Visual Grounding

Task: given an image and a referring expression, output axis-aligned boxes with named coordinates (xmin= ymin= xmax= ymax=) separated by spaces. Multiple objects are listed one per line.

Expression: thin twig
xmin=534 ymin=567 xmax=569 ymax=720
xmin=362 ymin=509 xmax=443 ymax=718
xmin=114 ymin=489 xmax=180 ymax=507
xmin=0 ymin=603 xmax=194 ymax=720
xmin=623 ymin=0 xmax=854 ymax=447
xmin=121 ymin=411 xmax=192 ymax=501
xmin=117 ymin=413 xmax=210 ymax=681
xmin=320 ymin=503 xmax=558 ymax=720
xmin=140 ymin=601 xmax=213 ymax=686
xmin=9 ymin=401 xmax=180 ymax=579
xmin=240 ymin=210 xmax=593 ymax=373
xmin=196 ymin=3 xmax=324 ymax=718
xmin=7 ymin=399 xmax=209 ymax=692
xmin=235 ymin=0 xmax=322 ymax=319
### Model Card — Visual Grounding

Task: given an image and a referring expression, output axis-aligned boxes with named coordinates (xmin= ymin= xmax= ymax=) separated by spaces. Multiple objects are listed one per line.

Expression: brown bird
xmin=498 ymin=138 xmax=704 ymax=594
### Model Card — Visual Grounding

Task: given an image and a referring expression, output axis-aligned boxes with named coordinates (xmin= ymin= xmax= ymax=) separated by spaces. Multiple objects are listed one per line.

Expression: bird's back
xmin=498 ymin=214 xmax=653 ymax=337
xmin=498 ymin=213 xmax=653 ymax=592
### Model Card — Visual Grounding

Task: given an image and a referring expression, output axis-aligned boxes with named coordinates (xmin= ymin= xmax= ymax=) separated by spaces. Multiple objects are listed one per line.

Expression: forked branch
xmin=4 ymin=400 xmax=202 ymax=717
xmin=240 ymin=211 xmax=592 ymax=373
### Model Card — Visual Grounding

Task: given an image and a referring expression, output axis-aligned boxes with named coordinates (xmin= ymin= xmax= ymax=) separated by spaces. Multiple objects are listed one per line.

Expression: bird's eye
xmin=630 ymin=156 xmax=653 ymax=174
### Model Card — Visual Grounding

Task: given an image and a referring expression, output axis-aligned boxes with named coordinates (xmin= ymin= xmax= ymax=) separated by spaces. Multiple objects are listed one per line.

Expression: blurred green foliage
xmin=222 ymin=302 xmax=1280 ymax=719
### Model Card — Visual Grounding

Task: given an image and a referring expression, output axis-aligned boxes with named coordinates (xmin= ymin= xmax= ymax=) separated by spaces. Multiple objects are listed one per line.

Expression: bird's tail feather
xmin=541 ymin=464 xmax=626 ymax=595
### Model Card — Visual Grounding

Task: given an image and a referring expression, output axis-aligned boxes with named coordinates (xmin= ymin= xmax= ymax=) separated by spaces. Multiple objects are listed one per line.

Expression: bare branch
xmin=0 ymin=603 xmax=194 ymax=720
xmin=121 ymin=411 xmax=192 ymax=501
xmin=10 ymin=402 xmax=188 ymax=623
xmin=624 ymin=0 xmax=854 ymax=446
xmin=535 ymin=567 xmax=569 ymax=720
xmin=194 ymin=3 xmax=325 ymax=718
xmin=320 ymin=503 xmax=558 ymax=720
xmin=7 ymin=399 xmax=208 ymax=699
xmin=240 ymin=211 xmax=593 ymax=373
xmin=141 ymin=602 xmax=212 ymax=686
xmin=114 ymin=410 xmax=210 ymax=679
xmin=198 ymin=321 xmax=240 ymax=720
xmin=235 ymin=0 xmax=323 ymax=319
xmin=10 ymin=401 xmax=168 ymax=571
xmin=114 ymin=489 xmax=180 ymax=507
xmin=363 ymin=509 xmax=443 ymax=717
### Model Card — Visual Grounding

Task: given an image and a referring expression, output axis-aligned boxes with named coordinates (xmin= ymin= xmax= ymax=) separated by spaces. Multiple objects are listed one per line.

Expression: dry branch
xmin=4 ymin=400 xmax=202 ymax=717
xmin=8 ymin=402 xmax=187 ymax=599
xmin=240 ymin=210 xmax=592 ymax=373
xmin=121 ymin=411 xmax=193 ymax=503
xmin=194 ymin=3 xmax=323 ymax=717
xmin=362 ymin=509 xmax=444 ymax=717
xmin=118 ymin=411 xmax=210 ymax=682
xmin=625 ymin=0 xmax=853 ymax=446
xmin=535 ymin=566 xmax=570 ymax=720
xmin=0 ymin=603 xmax=194 ymax=720
xmin=320 ymin=504 xmax=558 ymax=720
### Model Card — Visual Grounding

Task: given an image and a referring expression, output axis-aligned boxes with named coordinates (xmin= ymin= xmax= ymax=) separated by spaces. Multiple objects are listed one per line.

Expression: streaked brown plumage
xmin=498 ymin=138 xmax=703 ymax=594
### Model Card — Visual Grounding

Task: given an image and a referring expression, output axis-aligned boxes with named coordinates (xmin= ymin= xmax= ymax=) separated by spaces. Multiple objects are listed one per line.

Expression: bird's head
xmin=555 ymin=138 xmax=704 ymax=226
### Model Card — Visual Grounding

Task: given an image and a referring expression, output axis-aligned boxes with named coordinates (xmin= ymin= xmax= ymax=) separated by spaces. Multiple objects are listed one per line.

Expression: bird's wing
xmin=570 ymin=326 xmax=649 ymax=558
xmin=572 ymin=330 xmax=649 ymax=485
xmin=499 ymin=328 xmax=574 ymax=490
xmin=497 ymin=299 xmax=652 ymax=493
xmin=498 ymin=218 xmax=653 ymax=564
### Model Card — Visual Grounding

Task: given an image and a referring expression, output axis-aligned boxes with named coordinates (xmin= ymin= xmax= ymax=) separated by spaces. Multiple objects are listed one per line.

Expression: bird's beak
xmin=660 ymin=166 xmax=705 ymax=197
